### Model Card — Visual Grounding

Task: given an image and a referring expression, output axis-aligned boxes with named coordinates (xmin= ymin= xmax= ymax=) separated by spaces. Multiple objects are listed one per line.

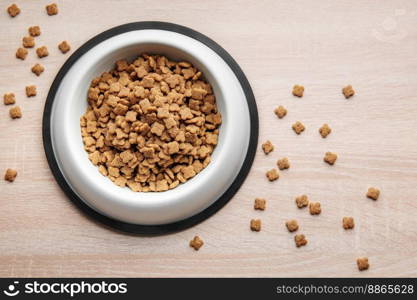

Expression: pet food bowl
xmin=42 ymin=22 xmax=258 ymax=234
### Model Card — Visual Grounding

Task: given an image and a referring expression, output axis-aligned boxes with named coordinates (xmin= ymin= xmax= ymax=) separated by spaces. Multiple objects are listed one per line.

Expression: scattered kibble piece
xmin=292 ymin=85 xmax=304 ymax=97
xmin=4 ymin=169 xmax=17 ymax=182
xmin=254 ymin=198 xmax=266 ymax=211
xmin=3 ymin=93 xmax=16 ymax=105
xmin=274 ymin=105 xmax=287 ymax=119
xmin=26 ymin=85 xmax=37 ymax=97
xmin=343 ymin=217 xmax=355 ymax=230
xmin=36 ymin=46 xmax=49 ymax=58
xmin=324 ymin=152 xmax=337 ymax=165
xmin=319 ymin=124 xmax=331 ymax=138
xmin=46 ymin=3 xmax=58 ymax=15
xmin=277 ymin=157 xmax=290 ymax=170
xmin=366 ymin=187 xmax=380 ymax=200
xmin=22 ymin=36 xmax=35 ymax=48
xmin=356 ymin=257 xmax=369 ymax=271
xmin=189 ymin=236 xmax=204 ymax=251
xmin=285 ymin=220 xmax=299 ymax=232
xmin=16 ymin=48 xmax=28 ymax=60
xmin=342 ymin=85 xmax=355 ymax=99
xmin=31 ymin=64 xmax=44 ymax=76
xmin=7 ymin=4 xmax=20 ymax=17
xmin=28 ymin=26 xmax=41 ymax=37
xmin=292 ymin=121 xmax=305 ymax=134
xmin=58 ymin=41 xmax=71 ymax=54
xmin=266 ymin=169 xmax=279 ymax=181
xmin=250 ymin=219 xmax=261 ymax=231
xmin=309 ymin=202 xmax=321 ymax=215
xmin=295 ymin=194 xmax=309 ymax=208
xmin=294 ymin=234 xmax=307 ymax=247
xmin=261 ymin=140 xmax=274 ymax=154
xmin=9 ymin=106 xmax=22 ymax=119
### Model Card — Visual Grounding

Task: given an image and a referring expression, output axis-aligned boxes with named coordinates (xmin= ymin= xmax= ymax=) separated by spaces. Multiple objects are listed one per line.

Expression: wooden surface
xmin=1 ymin=0 xmax=417 ymax=277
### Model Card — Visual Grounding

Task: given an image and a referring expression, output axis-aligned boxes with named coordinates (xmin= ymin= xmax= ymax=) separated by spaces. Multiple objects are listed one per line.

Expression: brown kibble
xmin=324 ymin=152 xmax=337 ymax=165
xmin=26 ymin=85 xmax=37 ymax=97
xmin=294 ymin=234 xmax=307 ymax=247
xmin=266 ymin=169 xmax=279 ymax=181
xmin=292 ymin=85 xmax=304 ymax=97
xmin=292 ymin=121 xmax=305 ymax=134
xmin=277 ymin=157 xmax=290 ymax=170
xmin=274 ymin=105 xmax=287 ymax=118
xmin=261 ymin=140 xmax=274 ymax=154
xmin=366 ymin=187 xmax=380 ymax=200
xmin=7 ymin=4 xmax=20 ymax=17
xmin=309 ymin=202 xmax=321 ymax=215
xmin=58 ymin=41 xmax=71 ymax=54
xmin=9 ymin=106 xmax=22 ymax=119
xmin=343 ymin=217 xmax=355 ymax=230
xmin=254 ymin=198 xmax=266 ymax=211
xmin=250 ymin=219 xmax=261 ymax=232
xmin=46 ymin=3 xmax=58 ymax=15
xmin=36 ymin=46 xmax=49 ymax=58
xmin=295 ymin=194 xmax=309 ymax=208
xmin=3 ymin=93 xmax=16 ymax=105
xmin=286 ymin=220 xmax=299 ymax=232
xmin=342 ymin=85 xmax=355 ymax=99
xmin=357 ymin=257 xmax=369 ymax=271
xmin=31 ymin=64 xmax=44 ymax=76
xmin=189 ymin=236 xmax=204 ymax=251
xmin=22 ymin=36 xmax=35 ymax=48
xmin=16 ymin=48 xmax=28 ymax=60
xmin=28 ymin=26 xmax=41 ymax=37
xmin=4 ymin=169 xmax=17 ymax=182
xmin=319 ymin=124 xmax=331 ymax=138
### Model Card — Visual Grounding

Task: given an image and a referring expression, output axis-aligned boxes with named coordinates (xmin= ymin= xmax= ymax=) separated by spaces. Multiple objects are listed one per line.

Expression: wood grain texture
xmin=1 ymin=0 xmax=417 ymax=277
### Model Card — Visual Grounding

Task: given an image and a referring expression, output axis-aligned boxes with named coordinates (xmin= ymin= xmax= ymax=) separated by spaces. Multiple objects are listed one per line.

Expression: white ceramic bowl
xmin=43 ymin=22 xmax=258 ymax=233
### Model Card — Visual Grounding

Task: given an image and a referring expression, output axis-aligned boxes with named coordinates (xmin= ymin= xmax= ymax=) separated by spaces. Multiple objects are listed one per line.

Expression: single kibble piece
xmin=319 ymin=124 xmax=331 ymax=138
xmin=324 ymin=152 xmax=337 ymax=165
xmin=28 ymin=26 xmax=41 ymax=37
xmin=292 ymin=85 xmax=304 ymax=97
xmin=266 ymin=169 xmax=279 ymax=181
xmin=254 ymin=198 xmax=266 ymax=210
xmin=46 ymin=3 xmax=58 ymax=15
xmin=343 ymin=217 xmax=355 ymax=230
xmin=22 ymin=36 xmax=35 ymax=48
xmin=295 ymin=194 xmax=309 ymax=208
xmin=36 ymin=46 xmax=49 ymax=58
xmin=309 ymin=202 xmax=321 ymax=215
xmin=342 ymin=85 xmax=355 ymax=99
xmin=261 ymin=140 xmax=274 ymax=154
xmin=357 ymin=257 xmax=369 ymax=271
xmin=286 ymin=220 xmax=299 ymax=232
xmin=7 ymin=4 xmax=20 ymax=17
xmin=274 ymin=105 xmax=287 ymax=119
xmin=366 ymin=187 xmax=380 ymax=200
xmin=250 ymin=219 xmax=261 ymax=231
xmin=26 ymin=85 xmax=37 ymax=97
xmin=4 ymin=93 xmax=16 ymax=105
xmin=277 ymin=157 xmax=290 ymax=170
xmin=31 ymin=64 xmax=44 ymax=76
xmin=294 ymin=234 xmax=307 ymax=247
xmin=16 ymin=48 xmax=28 ymax=60
xmin=58 ymin=41 xmax=71 ymax=54
xmin=292 ymin=121 xmax=305 ymax=134
xmin=4 ymin=169 xmax=17 ymax=182
xmin=189 ymin=236 xmax=204 ymax=251
xmin=9 ymin=106 xmax=22 ymax=119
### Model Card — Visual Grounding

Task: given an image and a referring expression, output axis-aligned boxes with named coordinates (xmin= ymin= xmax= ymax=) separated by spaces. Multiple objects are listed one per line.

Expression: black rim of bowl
xmin=42 ymin=21 xmax=259 ymax=235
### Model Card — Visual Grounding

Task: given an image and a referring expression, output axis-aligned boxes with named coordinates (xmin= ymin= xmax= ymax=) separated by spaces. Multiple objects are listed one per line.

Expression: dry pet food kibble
xmin=4 ymin=93 xmax=16 ymax=105
xmin=22 ymin=36 xmax=35 ymax=48
xmin=285 ymin=220 xmax=299 ymax=232
xmin=46 ymin=3 xmax=58 ymax=15
xmin=309 ymin=202 xmax=321 ymax=215
xmin=342 ymin=217 xmax=355 ymax=230
xmin=366 ymin=187 xmax=380 ymax=200
xmin=7 ymin=4 xmax=20 ymax=17
xmin=80 ymin=54 xmax=221 ymax=192
xmin=356 ymin=257 xmax=369 ymax=271
xmin=324 ymin=152 xmax=337 ymax=165
xmin=292 ymin=85 xmax=304 ymax=97
xmin=28 ymin=26 xmax=41 ymax=37
xmin=4 ymin=169 xmax=17 ymax=182
xmin=9 ymin=106 xmax=22 ymax=119
xmin=277 ymin=157 xmax=290 ymax=170
xmin=254 ymin=198 xmax=266 ymax=210
xmin=261 ymin=140 xmax=274 ymax=154
xmin=292 ymin=121 xmax=305 ymax=135
xmin=26 ymin=85 xmax=37 ymax=97
xmin=16 ymin=48 xmax=28 ymax=60
xmin=250 ymin=219 xmax=261 ymax=231
xmin=58 ymin=41 xmax=71 ymax=54
xmin=189 ymin=236 xmax=204 ymax=251
xmin=36 ymin=46 xmax=49 ymax=58
xmin=295 ymin=194 xmax=309 ymax=208
xmin=274 ymin=105 xmax=287 ymax=119
xmin=266 ymin=168 xmax=279 ymax=181
xmin=294 ymin=234 xmax=307 ymax=247
xmin=319 ymin=124 xmax=331 ymax=138
xmin=31 ymin=64 xmax=44 ymax=76
xmin=342 ymin=85 xmax=355 ymax=99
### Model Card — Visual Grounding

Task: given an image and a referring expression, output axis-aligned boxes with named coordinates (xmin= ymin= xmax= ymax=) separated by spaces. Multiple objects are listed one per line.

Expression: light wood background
xmin=1 ymin=0 xmax=417 ymax=278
